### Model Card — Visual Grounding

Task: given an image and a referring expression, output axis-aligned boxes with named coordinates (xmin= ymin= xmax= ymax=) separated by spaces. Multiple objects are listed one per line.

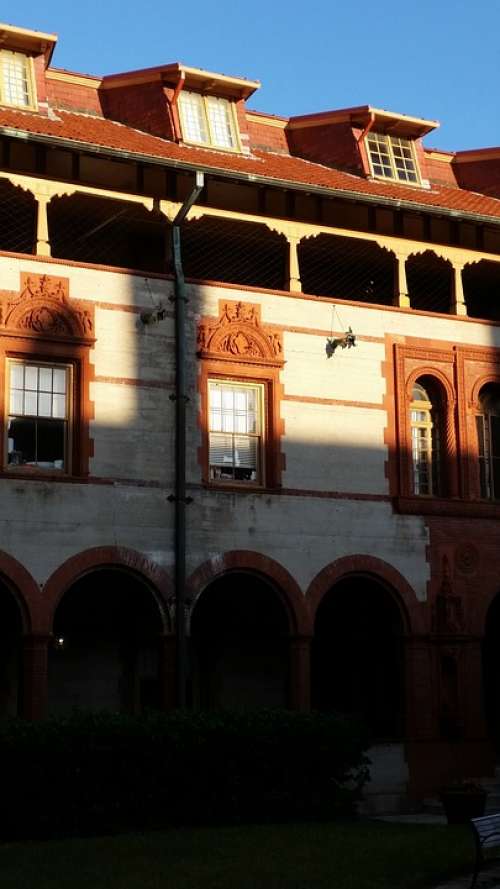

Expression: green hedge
xmin=0 ymin=710 xmax=370 ymax=839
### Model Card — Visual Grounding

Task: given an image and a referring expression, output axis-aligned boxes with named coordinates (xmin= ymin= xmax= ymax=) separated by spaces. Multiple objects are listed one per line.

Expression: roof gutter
xmin=3 ymin=124 xmax=500 ymax=229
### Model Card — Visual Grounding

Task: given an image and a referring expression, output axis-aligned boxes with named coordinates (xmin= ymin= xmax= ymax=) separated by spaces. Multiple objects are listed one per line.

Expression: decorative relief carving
xmin=455 ymin=542 xmax=479 ymax=575
xmin=0 ymin=273 xmax=94 ymax=340
xmin=197 ymin=300 xmax=283 ymax=365
xmin=434 ymin=555 xmax=465 ymax=634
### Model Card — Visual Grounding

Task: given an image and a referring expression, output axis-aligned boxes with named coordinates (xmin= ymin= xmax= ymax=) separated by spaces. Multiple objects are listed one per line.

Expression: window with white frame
xmin=0 ymin=51 xmax=35 ymax=109
xmin=410 ymin=381 xmax=441 ymax=495
xmin=178 ymin=90 xmax=238 ymax=150
xmin=366 ymin=132 xmax=419 ymax=184
xmin=7 ymin=361 xmax=71 ymax=472
xmin=208 ymin=380 xmax=263 ymax=483
xmin=476 ymin=384 xmax=500 ymax=500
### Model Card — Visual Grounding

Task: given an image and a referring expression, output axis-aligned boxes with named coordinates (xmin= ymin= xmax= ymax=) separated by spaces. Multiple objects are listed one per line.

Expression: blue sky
xmin=6 ymin=0 xmax=500 ymax=152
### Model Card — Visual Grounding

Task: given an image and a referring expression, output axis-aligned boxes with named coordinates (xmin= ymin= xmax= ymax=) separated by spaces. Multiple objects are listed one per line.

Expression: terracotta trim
xmin=94 ymin=375 xmax=173 ymax=389
xmin=306 ymin=554 xmax=426 ymax=635
xmin=0 ymin=550 xmax=42 ymax=634
xmin=42 ymin=546 xmax=173 ymax=633
xmin=0 ymin=249 xmax=173 ymax=281
xmin=3 ymin=249 xmax=500 ymax=329
xmin=0 ymin=272 xmax=95 ymax=478
xmin=197 ymin=300 xmax=285 ymax=489
xmin=191 ymin=482 xmax=389 ymax=501
xmin=282 ymin=394 xmax=384 ymax=409
xmin=96 ymin=302 xmax=173 ymax=317
xmin=186 ymin=550 xmax=312 ymax=636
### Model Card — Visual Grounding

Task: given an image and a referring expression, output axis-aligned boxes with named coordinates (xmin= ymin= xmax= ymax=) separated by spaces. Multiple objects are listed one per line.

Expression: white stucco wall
xmin=2 ymin=255 xmax=496 ymax=605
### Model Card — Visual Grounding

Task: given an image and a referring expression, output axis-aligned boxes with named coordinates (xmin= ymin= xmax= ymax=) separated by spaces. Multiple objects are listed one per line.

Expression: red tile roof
xmin=2 ymin=107 xmax=500 ymax=223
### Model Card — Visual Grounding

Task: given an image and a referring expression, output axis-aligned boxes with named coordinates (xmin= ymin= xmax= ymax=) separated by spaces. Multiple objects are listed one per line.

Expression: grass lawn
xmin=0 ymin=820 xmax=474 ymax=889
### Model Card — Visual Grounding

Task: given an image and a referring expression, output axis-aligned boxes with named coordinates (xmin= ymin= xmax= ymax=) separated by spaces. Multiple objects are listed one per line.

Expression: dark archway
xmin=482 ymin=592 xmax=500 ymax=748
xmin=190 ymin=571 xmax=290 ymax=709
xmin=48 ymin=568 xmax=164 ymax=715
xmin=312 ymin=574 xmax=405 ymax=739
xmin=0 ymin=581 xmax=23 ymax=717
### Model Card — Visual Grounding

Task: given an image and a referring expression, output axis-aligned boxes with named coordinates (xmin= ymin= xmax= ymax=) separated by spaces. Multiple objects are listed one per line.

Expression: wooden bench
xmin=470 ymin=814 xmax=500 ymax=888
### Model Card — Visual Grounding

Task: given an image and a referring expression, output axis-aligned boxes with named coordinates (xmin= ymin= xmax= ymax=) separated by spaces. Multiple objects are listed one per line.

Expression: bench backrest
xmin=471 ymin=814 xmax=500 ymax=849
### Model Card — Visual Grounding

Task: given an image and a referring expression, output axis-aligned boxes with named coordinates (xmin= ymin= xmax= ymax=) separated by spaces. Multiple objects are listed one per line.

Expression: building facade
xmin=1 ymin=22 xmax=500 ymax=801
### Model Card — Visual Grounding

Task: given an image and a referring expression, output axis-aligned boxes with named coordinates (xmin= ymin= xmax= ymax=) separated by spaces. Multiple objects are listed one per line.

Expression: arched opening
xmin=406 ymin=251 xmax=453 ymax=313
xmin=463 ymin=261 xmax=500 ymax=321
xmin=410 ymin=375 xmax=445 ymax=497
xmin=0 ymin=179 xmax=36 ymax=255
xmin=190 ymin=571 xmax=290 ymax=709
xmin=181 ymin=217 xmax=287 ymax=289
xmin=48 ymin=568 xmax=164 ymax=714
xmin=312 ymin=574 xmax=405 ymax=739
xmin=299 ymin=233 xmax=395 ymax=305
xmin=48 ymin=194 xmax=168 ymax=272
xmin=482 ymin=592 xmax=500 ymax=749
xmin=476 ymin=383 xmax=500 ymax=500
xmin=0 ymin=581 xmax=23 ymax=717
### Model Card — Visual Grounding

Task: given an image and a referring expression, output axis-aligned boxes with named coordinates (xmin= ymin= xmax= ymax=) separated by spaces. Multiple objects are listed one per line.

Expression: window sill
xmin=1 ymin=469 xmax=84 ymax=483
xmin=203 ymin=480 xmax=279 ymax=495
xmin=396 ymin=495 xmax=500 ymax=519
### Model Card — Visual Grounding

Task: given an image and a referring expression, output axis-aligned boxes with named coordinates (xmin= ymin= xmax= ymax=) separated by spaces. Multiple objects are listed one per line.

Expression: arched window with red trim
xmin=410 ymin=377 xmax=443 ymax=496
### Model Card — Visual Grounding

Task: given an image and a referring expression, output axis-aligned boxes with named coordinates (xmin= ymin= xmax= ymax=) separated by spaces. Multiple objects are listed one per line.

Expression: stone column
xmin=289 ymin=635 xmax=311 ymax=711
xmin=285 ymin=235 xmax=302 ymax=292
xmin=394 ymin=252 xmax=410 ymax=307
xmin=22 ymin=633 xmax=50 ymax=720
xmin=160 ymin=634 xmax=177 ymax=711
xmin=34 ymin=194 xmax=51 ymax=257
xmin=444 ymin=400 xmax=459 ymax=498
xmin=452 ymin=262 xmax=467 ymax=316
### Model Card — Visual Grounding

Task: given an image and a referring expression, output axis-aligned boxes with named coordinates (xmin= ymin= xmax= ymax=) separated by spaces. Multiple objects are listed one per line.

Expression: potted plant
xmin=440 ymin=780 xmax=488 ymax=824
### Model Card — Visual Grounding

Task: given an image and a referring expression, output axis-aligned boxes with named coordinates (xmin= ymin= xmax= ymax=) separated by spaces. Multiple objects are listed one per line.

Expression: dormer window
xmin=366 ymin=132 xmax=419 ymax=184
xmin=178 ymin=90 xmax=239 ymax=150
xmin=0 ymin=50 xmax=35 ymax=109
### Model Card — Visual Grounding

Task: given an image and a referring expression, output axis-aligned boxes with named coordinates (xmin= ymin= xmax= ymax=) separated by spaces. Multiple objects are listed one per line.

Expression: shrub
xmin=0 ymin=709 xmax=369 ymax=839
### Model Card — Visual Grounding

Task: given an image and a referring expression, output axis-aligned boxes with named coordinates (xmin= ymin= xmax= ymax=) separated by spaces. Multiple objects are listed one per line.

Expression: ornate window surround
xmin=0 ymin=272 xmax=95 ymax=479
xmin=197 ymin=300 xmax=285 ymax=490
xmin=388 ymin=337 xmax=500 ymax=517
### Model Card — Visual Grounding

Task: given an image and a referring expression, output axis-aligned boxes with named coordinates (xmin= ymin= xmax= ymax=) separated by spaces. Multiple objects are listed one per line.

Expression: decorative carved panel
xmin=0 ymin=273 xmax=94 ymax=340
xmin=197 ymin=301 xmax=283 ymax=366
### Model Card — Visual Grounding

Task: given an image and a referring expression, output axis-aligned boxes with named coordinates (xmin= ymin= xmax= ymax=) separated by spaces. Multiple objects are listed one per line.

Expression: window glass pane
xmin=25 ymin=366 xmax=38 ymax=391
xmin=9 ymin=389 xmax=23 ymax=415
xmin=39 ymin=367 xmax=53 ymax=392
xmin=179 ymin=91 xmax=208 ymax=143
xmin=2 ymin=52 xmax=30 ymax=107
xmin=10 ymin=364 xmax=23 ymax=389
xmin=53 ymin=368 xmax=67 ymax=394
xmin=24 ymin=391 xmax=37 ymax=415
xmin=210 ymin=385 xmax=221 ymax=408
xmin=8 ymin=417 xmax=36 ymax=464
xmin=37 ymin=419 xmax=65 ymax=468
xmin=52 ymin=394 xmax=66 ymax=419
xmin=206 ymin=97 xmax=235 ymax=148
xmin=222 ymin=389 xmax=234 ymax=410
xmin=38 ymin=392 xmax=52 ymax=417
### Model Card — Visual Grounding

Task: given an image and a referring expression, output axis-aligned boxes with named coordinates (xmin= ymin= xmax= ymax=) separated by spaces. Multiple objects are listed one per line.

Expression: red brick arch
xmin=0 ymin=550 xmax=42 ymax=633
xmin=306 ymin=554 xmax=426 ymax=634
xmin=186 ymin=550 xmax=312 ymax=636
xmin=42 ymin=546 xmax=173 ymax=633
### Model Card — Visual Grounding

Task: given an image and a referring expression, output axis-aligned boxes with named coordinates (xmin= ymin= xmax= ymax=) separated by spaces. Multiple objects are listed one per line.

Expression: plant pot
xmin=440 ymin=789 xmax=487 ymax=824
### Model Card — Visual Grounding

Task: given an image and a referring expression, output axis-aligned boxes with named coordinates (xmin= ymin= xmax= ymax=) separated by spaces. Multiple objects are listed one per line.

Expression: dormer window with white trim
xmin=0 ymin=50 xmax=35 ymax=109
xmin=366 ymin=132 xmax=420 ymax=184
xmin=178 ymin=90 xmax=239 ymax=150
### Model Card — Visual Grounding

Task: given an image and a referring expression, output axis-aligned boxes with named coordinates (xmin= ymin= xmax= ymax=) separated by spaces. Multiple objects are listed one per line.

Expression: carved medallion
xmin=0 ymin=273 xmax=94 ymax=340
xmin=455 ymin=543 xmax=479 ymax=575
xmin=197 ymin=300 xmax=283 ymax=365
